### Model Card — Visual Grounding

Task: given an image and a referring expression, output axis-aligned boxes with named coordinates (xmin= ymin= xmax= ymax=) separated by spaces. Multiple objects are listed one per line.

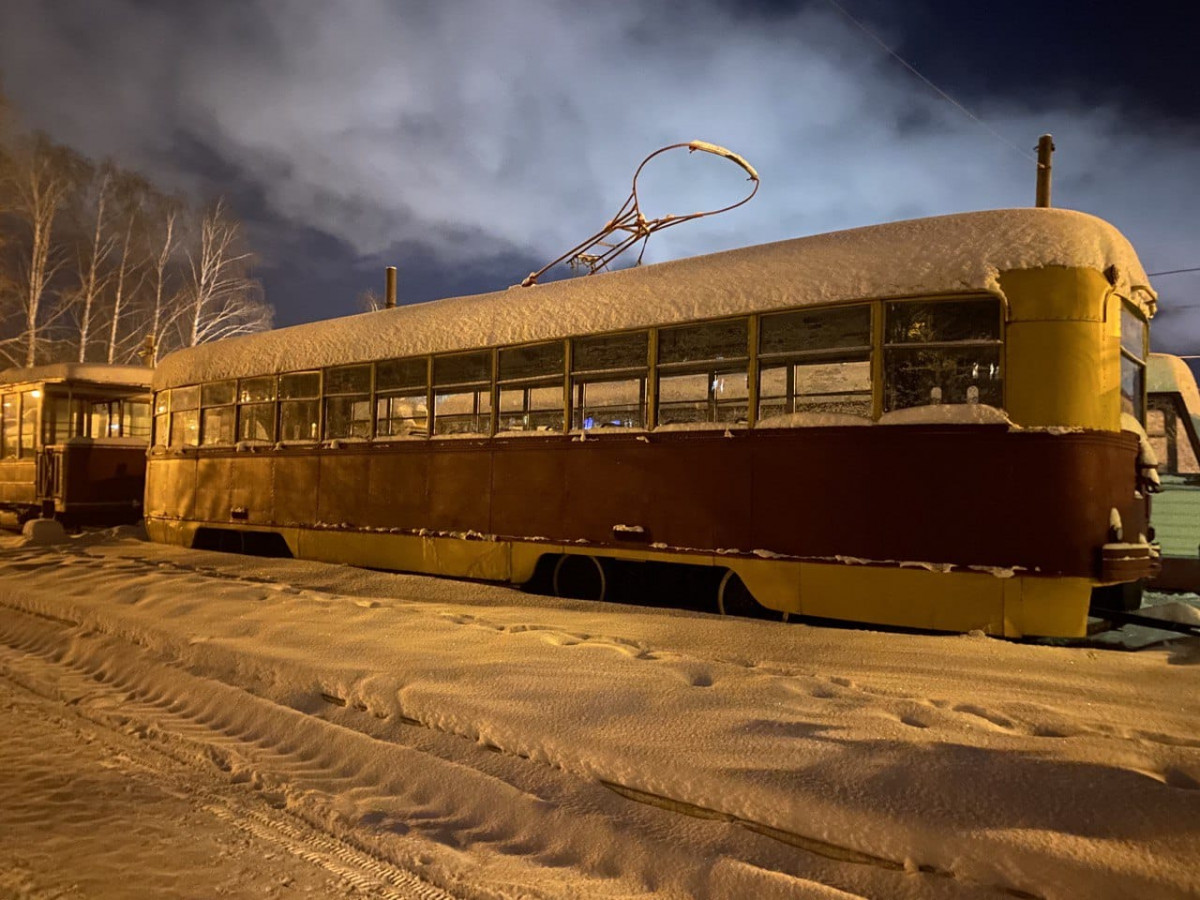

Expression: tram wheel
xmin=717 ymin=570 xmax=763 ymax=618
xmin=552 ymin=555 xmax=608 ymax=602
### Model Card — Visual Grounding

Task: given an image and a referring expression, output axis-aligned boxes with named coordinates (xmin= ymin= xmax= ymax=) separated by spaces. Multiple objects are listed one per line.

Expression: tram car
xmin=146 ymin=208 xmax=1160 ymax=638
xmin=0 ymin=363 xmax=152 ymax=528
xmin=1145 ymin=352 xmax=1200 ymax=591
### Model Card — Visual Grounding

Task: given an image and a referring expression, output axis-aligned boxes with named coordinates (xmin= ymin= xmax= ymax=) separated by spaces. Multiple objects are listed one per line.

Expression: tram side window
xmin=90 ymin=401 xmax=118 ymax=439
xmin=123 ymin=400 xmax=151 ymax=440
xmin=153 ymin=392 xmax=169 ymax=447
xmin=883 ymin=298 xmax=1002 ymax=412
xmin=324 ymin=365 xmax=372 ymax=440
xmin=18 ymin=391 xmax=37 ymax=455
xmin=375 ymin=358 xmax=428 ymax=439
xmin=201 ymin=381 xmax=236 ymax=446
xmin=758 ymin=306 xmax=871 ymax=423
xmin=170 ymin=386 xmax=200 ymax=447
xmin=658 ymin=319 xmax=749 ymax=426
xmin=0 ymin=393 xmax=16 ymax=458
xmin=1120 ymin=303 xmax=1148 ymax=423
xmin=571 ymin=331 xmax=649 ymax=430
xmin=498 ymin=341 xmax=564 ymax=434
xmin=42 ymin=396 xmax=86 ymax=444
xmin=280 ymin=371 xmax=321 ymax=442
xmin=237 ymin=377 xmax=276 ymax=444
xmin=433 ymin=351 xmax=492 ymax=436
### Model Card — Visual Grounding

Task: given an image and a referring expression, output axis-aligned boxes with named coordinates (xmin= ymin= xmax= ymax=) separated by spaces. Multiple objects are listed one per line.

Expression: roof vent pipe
xmin=1035 ymin=134 xmax=1054 ymax=208
xmin=385 ymin=266 xmax=397 ymax=309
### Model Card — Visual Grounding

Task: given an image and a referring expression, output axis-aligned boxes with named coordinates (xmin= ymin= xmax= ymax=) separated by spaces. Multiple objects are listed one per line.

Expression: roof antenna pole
xmin=385 ymin=266 xmax=397 ymax=309
xmin=1035 ymin=134 xmax=1054 ymax=208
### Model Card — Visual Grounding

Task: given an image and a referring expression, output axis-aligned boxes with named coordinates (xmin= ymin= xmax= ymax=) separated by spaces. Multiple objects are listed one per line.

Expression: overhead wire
xmin=822 ymin=0 xmax=1037 ymax=163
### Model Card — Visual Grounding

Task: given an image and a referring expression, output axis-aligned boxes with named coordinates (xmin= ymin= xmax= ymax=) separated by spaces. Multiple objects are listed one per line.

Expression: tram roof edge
xmin=0 ymin=362 xmax=153 ymax=389
xmin=154 ymin=207 xmax=1151 ymax=389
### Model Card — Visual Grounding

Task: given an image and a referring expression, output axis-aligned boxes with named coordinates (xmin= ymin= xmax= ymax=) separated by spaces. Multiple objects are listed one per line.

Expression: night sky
xmin=1 ymin=0 xmax=1198 ymax=358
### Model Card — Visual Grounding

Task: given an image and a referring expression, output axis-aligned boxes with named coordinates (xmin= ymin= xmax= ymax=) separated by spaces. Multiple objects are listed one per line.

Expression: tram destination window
xmin=1121 ymin=303 xmax=1148 ymax=423
xmin=324 ymin=365 xmax=372 ymax=440
xmin=658 ymin=319 xmax=749 ymax=426
xmin=433 ymin=351 xmax=492 ymax=436
xmin=571 ymin=332 xmax=648 ymax=430
xmin=376 ymin=358 xmax=428 ymax=439
xmin=498 ymin=342 xmax=564 ymax=434
xmin=280 ymin=371 xmax=321 ymax=442
xmin=758 ymin=306 xmax=872 ymax=422
xmin=883 ymin=298 xmax=1002 ymax=412
xmin=236 ymin=377 xmax=276 ymax=444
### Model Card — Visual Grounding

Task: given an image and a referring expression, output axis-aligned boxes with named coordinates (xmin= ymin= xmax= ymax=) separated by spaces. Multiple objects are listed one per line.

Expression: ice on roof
xmin=155 ymin=207 xmax=1153 ymax=389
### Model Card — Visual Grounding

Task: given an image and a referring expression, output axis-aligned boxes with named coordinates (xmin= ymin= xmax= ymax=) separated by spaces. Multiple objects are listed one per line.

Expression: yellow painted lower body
xmin=145 ymin=518 xmax=1093 ymax=639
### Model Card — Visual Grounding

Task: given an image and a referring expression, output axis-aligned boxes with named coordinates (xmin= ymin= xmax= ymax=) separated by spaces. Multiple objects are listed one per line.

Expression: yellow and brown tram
xmin=145 ymin=208 xmax=1160 ymax=637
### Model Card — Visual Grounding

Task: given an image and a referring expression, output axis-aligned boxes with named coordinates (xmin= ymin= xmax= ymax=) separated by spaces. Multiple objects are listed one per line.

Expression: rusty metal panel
xmin=364 ymin=447 xmax=430 ymax=530
xmin=317 ymin=451 xmax=370 ymax=527
xmin=490 ymin=440 xmax=567 ymax=539
xmin=228 ymin=456 xmax=275 ymax=524
xmin=194 ymin=456 xmax=231 ymax=522
xmin=272 ymin=454 xmax=319 ymax=526
xmin=426 ymin=442 xmax=492 ymax=532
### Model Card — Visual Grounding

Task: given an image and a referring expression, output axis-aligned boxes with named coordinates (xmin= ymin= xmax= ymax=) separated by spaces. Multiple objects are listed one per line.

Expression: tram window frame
xmin=432 ymin=351 xmax=492 ymax=437
xmin=1 ymin=393 xmax=16 ymax=459
xmin=657 ymin=319 xmax=750 ymax=427
xmin=236 ymin=377 xmax=276 ymax=445
xmin=279 ymin=371 xmax=322 ymax=443
xmin=200 ymin=380 xmax=237 ymax=447
xmin=757 ymin=306 xmax=873 ymax=423
xmin=153 ymin=391 xmax=169 ymax=447
xmin=123 ymin=399 xmax=152 ymax=440
xmin=324 ymin=365 xmax=372 ymax=441
xmin=1120 ymin=302 xmax=1148 ymax=424
xmin=497 ymin=341 xmax=565 ymax=435
xmin=19 ymin=391 xmax=37 ymax=455
xmin=375 ymin=357 xmax=429 ymax=440
xmin=571 ymin=331 xmax=649 ymax=431
xmin=170 ymin=385 xmax=200 ymax=448
xmin=882 ymin=297 xmax=1004 ymax=413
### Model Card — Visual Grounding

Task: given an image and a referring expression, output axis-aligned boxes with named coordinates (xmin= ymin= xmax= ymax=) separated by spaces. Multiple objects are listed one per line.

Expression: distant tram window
xmin=758 ymin=306 xmax=872 ymax=423
xmin=201 ymin=381 xmax=236 ymax=446
xmin=433 ymin=351 xmax=492 ymax=436
xmin=572 ymin=332 xmax=648 ymax=430
xmin=376 ymin=358 xmax=428 ymax=439
xmin=280 ymin=371 xmax=321 ymax=442
xmin=124 ymin=400 xmax=152 ymax=439
xmin=883 ymin=298 xmax=1002 ymax=412
xmin=658 ymin=319 xmax=749 ymax=426
xmin=236 ymin=377 xmax=275 ymax=444
xmin=19 ymin=392 xmax=37 ymax=455
xmin=498 ymin=342 xmax=564 ymax=434
xmin=1121 ymin=303 xmax=1148 ymax=423
xmin=1 ymin=393 xmax=16 ymax=458
xmin=170 ymin=385 xmax=200 ymax=447
xmin=324 ymin=365 xmax=371 ymax=440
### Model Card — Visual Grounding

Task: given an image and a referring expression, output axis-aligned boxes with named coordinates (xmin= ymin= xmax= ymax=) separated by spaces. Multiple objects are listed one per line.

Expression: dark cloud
xmin=0 ymin=0 xmax=1197 ymax=356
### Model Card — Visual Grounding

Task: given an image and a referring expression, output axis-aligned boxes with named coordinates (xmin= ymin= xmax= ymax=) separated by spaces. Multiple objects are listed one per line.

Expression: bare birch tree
xmin=179 ymin=198 xmax=271 ymax=348
xmin=72 ymin=163 xmax=114 ymax=362
xmin=142 ymin=199 xmax=182 ymax=364
xmin=103 ymin=173 xmax=151 ymax=364
xmin=0 ymin=134 xmax=86 ymax=367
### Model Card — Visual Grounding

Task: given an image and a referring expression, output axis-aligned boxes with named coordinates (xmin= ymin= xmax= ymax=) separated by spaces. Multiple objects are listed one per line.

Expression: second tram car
xmin=1145 ymin=352 xmax=1200 ymax=591
xmin=0 ymin=363 xmax=152 ymax=528
xmin=145 ymin=208 xmax=1161 ymax=637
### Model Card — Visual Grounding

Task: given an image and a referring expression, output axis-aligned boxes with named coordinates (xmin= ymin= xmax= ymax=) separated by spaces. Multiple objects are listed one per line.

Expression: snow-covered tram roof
xmin=0 ymin=362 xmax=153 ymax=390
xmin=154 ymin=208 xmax=1152 ymax=389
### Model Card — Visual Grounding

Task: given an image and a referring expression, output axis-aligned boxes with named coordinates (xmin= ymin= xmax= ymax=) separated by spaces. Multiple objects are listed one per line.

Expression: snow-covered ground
xmin=0 ymin=528 xmax=1197 ymax=900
